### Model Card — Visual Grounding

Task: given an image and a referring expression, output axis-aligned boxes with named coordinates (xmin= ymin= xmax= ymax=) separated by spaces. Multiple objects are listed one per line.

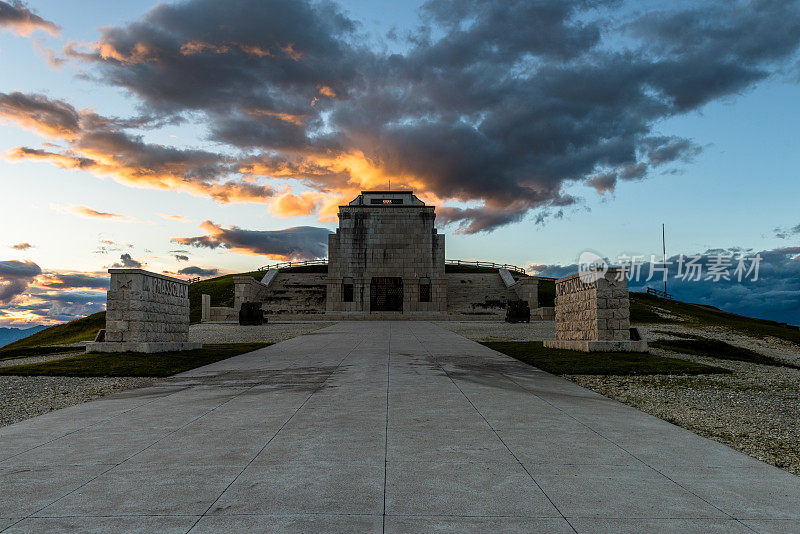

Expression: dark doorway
xmin=370 ymin=277 xmax=403 ymax=312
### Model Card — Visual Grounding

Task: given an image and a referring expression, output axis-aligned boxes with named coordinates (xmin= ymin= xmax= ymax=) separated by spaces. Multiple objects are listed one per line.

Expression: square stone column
xmin=86 ymin=269 xmax=201 ymax=353
xmin=544 ymin=268 xmax=647 ymax=352
xmin=201 ymin=294 xmax=211 ymax=323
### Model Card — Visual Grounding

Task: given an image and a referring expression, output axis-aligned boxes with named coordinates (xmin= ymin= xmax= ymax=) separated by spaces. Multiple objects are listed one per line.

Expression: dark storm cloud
xmin=0 ymin=1 xmax=59 ymax=36
xmin=177 ymin=266 xmax=219 ymax=277
xmin=2 ymin=91 xmax=273 ymax=203
xmin=11 ymin=0 xmax=800 ymax=232
xmin=111 ymin=253 xmax=142 ymax=268
xmin=36 ymin=273 xmax=109 ymax=290
xmin=62 ymin=0 xmax=360 ymax=112
xmin=172 ymin=222 xmax=331 ymax=260
xmin=174 ymin=254 xmax=189 ymax=262
xmin=0 ymin=92 xmax=80 ymax=138
xmin=531 ymin=246 xmax=800 ymax=325
xmin=0 ymin=259 xmax=42 ymax=303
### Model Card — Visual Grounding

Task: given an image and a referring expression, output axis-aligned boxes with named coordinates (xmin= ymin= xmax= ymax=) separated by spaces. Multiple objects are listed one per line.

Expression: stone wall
xmin=260 ymin=272 xmax=327 ymax=315
xmin=544 ymin=268 xmax=647 ymax=352
xmin=87 ymin=269 xmax=199 ymax=353
xmin=445 ymin=273 xmax=517 ymax=318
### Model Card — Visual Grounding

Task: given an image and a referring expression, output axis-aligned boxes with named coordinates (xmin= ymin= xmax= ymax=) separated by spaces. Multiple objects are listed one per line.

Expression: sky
xmin=0 ymin=0 xmax=799 ymax=327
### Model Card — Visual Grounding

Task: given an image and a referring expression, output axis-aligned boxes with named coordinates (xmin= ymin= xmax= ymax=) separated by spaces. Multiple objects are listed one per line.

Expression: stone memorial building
xmin=214 ymin=190 xmax=547 ymax=321
xmin=326 ymin=190 xmax=446 ymax=316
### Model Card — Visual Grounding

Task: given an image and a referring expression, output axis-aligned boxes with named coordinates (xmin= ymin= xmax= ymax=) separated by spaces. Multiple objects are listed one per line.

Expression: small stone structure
xmin=543 ymin=268 xmax=648 ymax=352
xmin=86 ymin=269 xmax=200 ymax=353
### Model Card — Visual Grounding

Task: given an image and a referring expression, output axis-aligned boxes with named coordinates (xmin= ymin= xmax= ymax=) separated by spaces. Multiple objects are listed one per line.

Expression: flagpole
xmin=662 ymin=223 xmax=667 ymax=296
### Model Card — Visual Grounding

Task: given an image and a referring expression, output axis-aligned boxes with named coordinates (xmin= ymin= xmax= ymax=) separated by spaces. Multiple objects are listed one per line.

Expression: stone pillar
xmin=86 ymin=269 xmax=201 ymax=353
xmin=201 ymin=294 xmax=211 ymax=323
xmin=543 ymin=268 xmax=647 ymax=352
xmin=512 ymin=277 xmax=538 ymax=312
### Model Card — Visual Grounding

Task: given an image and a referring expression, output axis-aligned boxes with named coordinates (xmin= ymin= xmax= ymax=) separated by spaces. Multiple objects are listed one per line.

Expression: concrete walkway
xmin=1 ymin=322 xmax=798 ymax=533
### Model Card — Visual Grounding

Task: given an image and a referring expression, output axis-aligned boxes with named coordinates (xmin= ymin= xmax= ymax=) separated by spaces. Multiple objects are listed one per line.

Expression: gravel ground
xmin=0 ymin=322 xmax=333 ymax=429
xmin=189 ymin=321 xmax=334 ymax=344
xmin=442 ymin=320 xmax=800 ymax=476
xmin=436 ymin=320 xmax=556 ymax=341
xmin=0 ymin=350 xmax=83 ymax=368
xmin=0 ymin=376 xmax=153 ymax=427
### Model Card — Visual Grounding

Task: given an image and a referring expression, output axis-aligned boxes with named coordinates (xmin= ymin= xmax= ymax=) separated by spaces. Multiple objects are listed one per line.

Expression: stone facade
xmin=326 ymin=191 xmax=446 ymax=316
xmin=543 ymin=268 xmax=647 ymax=352
xmin=86 ymin=269 xmax=200 ymax=353
xmin=206 ymin=191 xmax=546 ymax=321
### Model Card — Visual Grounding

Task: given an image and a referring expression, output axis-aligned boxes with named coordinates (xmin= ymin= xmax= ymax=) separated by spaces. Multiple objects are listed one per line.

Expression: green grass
xmin=444 ymin=264 xmax=500 ymax=273
xmin=0 ymin=346 xmax=83 ymax=362
xmin=650 ymin=337 xmax=799 ymax=369
xmin=279 ymin=264 xmax=328 ymax=273
xmin=0 ymin=343 xmax=271 ymax=377
xmin=188 ymin=271 xmax=262 ymax=323
xmin=482 ymin=341 xmax=730 ymax=375
xmin=630 ymin=292 xmax=800 ymax=346
xmin=1 ymin=312 xmax=106 ymax=350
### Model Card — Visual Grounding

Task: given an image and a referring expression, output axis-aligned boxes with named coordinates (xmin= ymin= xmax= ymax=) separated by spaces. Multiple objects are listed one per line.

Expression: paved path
xmin=1 ymin=322 xmax=799 ymax=533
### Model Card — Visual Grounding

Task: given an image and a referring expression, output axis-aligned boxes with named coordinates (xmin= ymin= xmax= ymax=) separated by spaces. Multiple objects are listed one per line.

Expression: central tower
xmin=326 ymin=190 xmax=446 ymax=316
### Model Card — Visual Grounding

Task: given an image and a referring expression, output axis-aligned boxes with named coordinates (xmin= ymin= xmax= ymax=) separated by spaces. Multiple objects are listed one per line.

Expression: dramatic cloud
xmin=177 ymin=266 xmax=219 ymax=277
xmin=530 ymin=246 xmax=800 ymax=325
xmin=0 ymin=259 xmax=42 ymax=303
xmin=174 ymin=254 xmax=189 ymax=262
xmin=0 ymin=268 xmax=111 ymax=326
xmin=2 ymin=92 xmax=275 ymax=203
xmin=0 ymin=1 xmax=58 ymax=37
xmin=35 ymin=272 xmax=109 ymax=290
xmin=4 ymin=0 xmax=800 ymax=231
xmin=111 ymin=253 xmax=143 ymax=268
xmin=0 ymin=92 xmax=79 ymax=138
xmin=172 ymin=221 xmax=331 ymax=260
xmin=10 ymin=242 xmax=33 ymax=250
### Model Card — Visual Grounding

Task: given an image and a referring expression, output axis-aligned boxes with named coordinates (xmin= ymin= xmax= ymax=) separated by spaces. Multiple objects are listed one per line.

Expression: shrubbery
xmin=505 ymin=300 xmax=530 ymax=323
xmin=239 ymin=302 xmax=264 ymax=325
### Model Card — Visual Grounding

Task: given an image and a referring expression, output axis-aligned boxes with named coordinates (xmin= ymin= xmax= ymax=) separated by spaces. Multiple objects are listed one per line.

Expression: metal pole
xmin=662 ymin=223 xmax=667 ymax=296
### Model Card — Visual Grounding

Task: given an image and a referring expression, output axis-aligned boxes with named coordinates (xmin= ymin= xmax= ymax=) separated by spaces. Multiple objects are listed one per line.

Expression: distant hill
xmin=0 ymin=312 xmax=105 ymax=351
xmin=6 ymin=284 xmax=798 ymax=350
xmin=0 ymin=325 xmax=48 ymax=348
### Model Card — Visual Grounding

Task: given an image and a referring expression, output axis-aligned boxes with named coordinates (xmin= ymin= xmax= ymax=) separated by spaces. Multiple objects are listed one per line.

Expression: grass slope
xmin=0 ymin=343 xmax=270 ymax=377
xmin=1 ymin=312 xmax=106 ymax=350
xmin=188 ymin=270 xmax=261 ymax=323
xmin=651 ymin=336 xmax=799 ymax=369
xmin=483 ymin=341 xmax=729 ymax=375
xmin=630 ymin=292 xmax=800 ymax=346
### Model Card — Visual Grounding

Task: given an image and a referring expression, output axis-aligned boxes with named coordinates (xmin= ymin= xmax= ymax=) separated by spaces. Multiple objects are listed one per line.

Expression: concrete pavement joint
xmin=2 ymin=382 xmax=267 ymax=532
xmin=185 ymin=334 xmax=367 ymax=533
xmin=0 ymin=386 xmax=187 ymax=466
xmin=382 ymin=322 xmax=391 ymax=534
xmin=407 ymin=322 xmax=579 ymax=534
xmin=499 ymin=372 xmax=757 ymax=532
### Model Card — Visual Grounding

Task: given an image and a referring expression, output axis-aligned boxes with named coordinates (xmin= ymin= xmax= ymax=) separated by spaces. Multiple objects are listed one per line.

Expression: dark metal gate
xmin=370 ymin=277 xmax=403 ymax=312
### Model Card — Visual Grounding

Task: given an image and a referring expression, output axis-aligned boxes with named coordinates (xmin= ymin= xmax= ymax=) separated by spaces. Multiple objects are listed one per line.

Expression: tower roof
xmin=348 ymin=190 xmax=425 ymax=206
